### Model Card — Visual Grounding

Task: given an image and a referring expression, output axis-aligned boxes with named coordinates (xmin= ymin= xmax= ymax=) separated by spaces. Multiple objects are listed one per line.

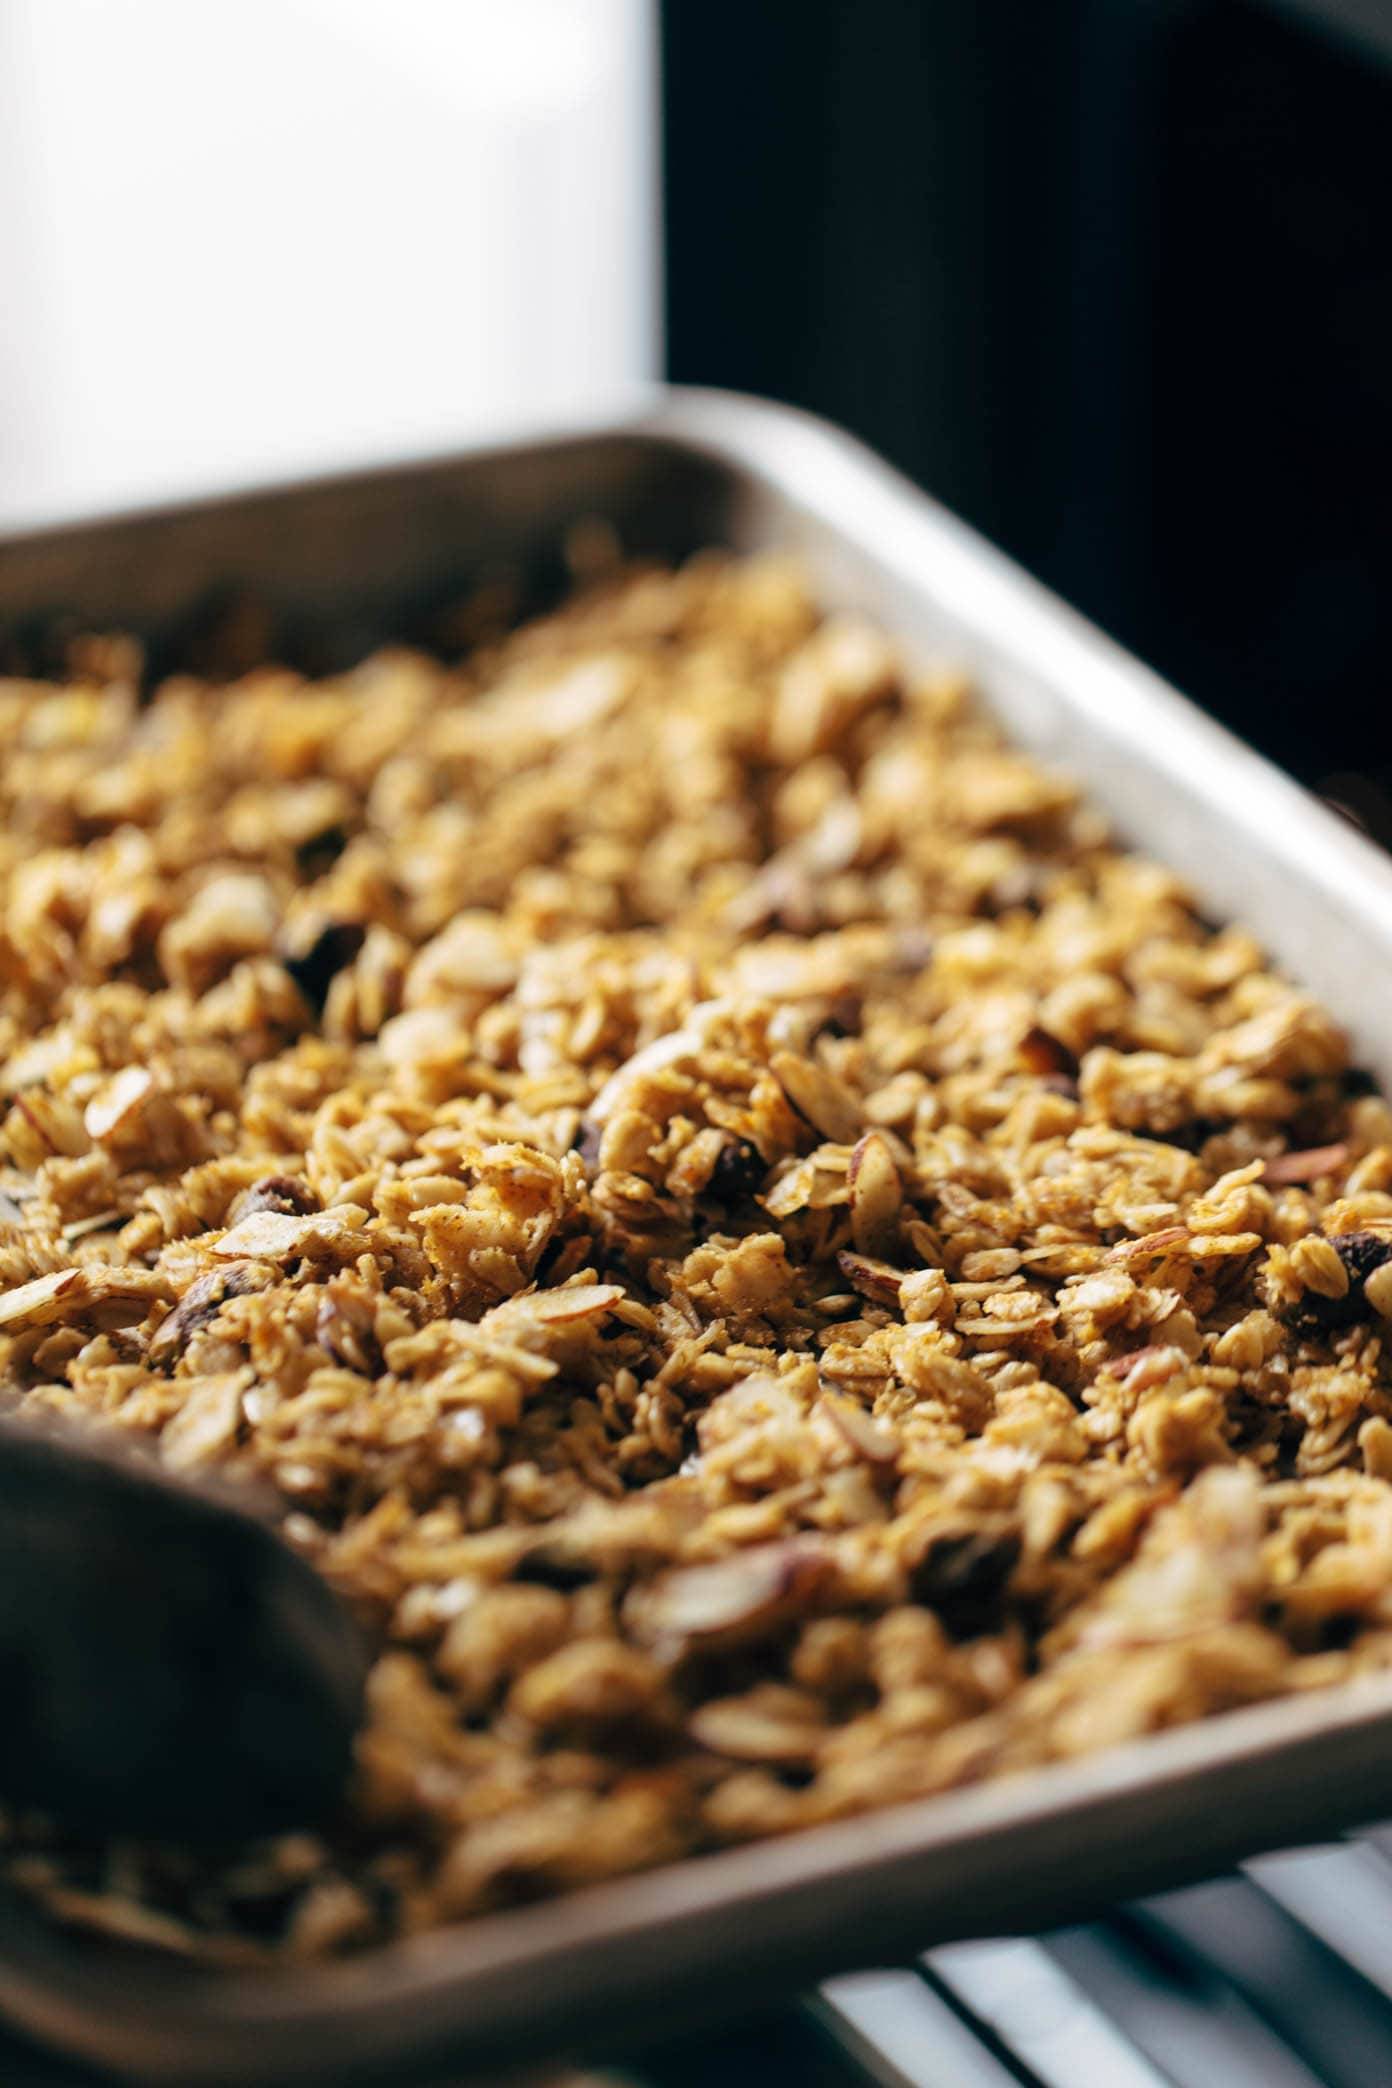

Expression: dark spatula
xmin=0 ymin=1412 xmax=366 ymax=1840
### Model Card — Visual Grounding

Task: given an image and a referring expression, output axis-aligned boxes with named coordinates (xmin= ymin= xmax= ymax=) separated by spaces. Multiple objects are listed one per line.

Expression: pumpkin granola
xmin=4 ymin=552 xmax=1392 ymax=1956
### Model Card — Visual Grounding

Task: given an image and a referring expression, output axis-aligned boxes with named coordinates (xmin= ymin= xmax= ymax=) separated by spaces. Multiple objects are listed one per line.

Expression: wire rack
xmin=629 ymin=1832 xmax=1392 ymax=2088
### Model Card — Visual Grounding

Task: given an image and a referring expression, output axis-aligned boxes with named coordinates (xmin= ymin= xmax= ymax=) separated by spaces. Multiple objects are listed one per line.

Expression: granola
xmin=4 ymin=552 xmax=1392 ymax=1956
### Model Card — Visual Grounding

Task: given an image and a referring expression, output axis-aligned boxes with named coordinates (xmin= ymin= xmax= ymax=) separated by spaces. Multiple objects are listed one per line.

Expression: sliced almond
xmin=160 ymin=1371 xmax=249 ymax=1469
xmin=1113 ymin=1343 xmax=1190 ymax=1391
xmin=688 ymin=1697 xmax=822 ymax=1766
xmin=212 ymin=1205 xmax=364 ymax=1262
xmin=0 ymin=1267 xmax=87 ymax=1331
xmin=821 ymin=1393 xmax=900 ymax=1466
xmin=1106 ymin=1227 xmax=1190 ymax=1265
xmin=60 ymin=1210 xmax=123 ymax=1244
xmin=848 ymin=1130 xmax=902 ymax=1258
xmin=836 ymin=1250 xmax=903 ymax=1307
xmin=1262 ymin=1142 xmax=1350 ymax=1186
xmin=631 ymin=1542 xmax=828 ymax=1652
xmin=82 ymin=1065 xmax=154 ymax=1144
xmin=519 ymin=1283 xmax=625 ymax=1325
xmin=587 ymin=1000 xmax=738 ymax=1125
xmin=771 ymin=1051 xmax=861 ymax=1145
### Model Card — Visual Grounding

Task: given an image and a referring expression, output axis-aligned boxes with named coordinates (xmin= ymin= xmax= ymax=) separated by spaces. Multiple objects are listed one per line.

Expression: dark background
xmin=663 ymin=0 xmax=1392 ymax=794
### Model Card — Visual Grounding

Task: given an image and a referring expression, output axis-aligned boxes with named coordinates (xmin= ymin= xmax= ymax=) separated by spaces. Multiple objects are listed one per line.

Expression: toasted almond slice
xmin=1262 ymin=1142 xmax=1350 ymax=1185
xmin=1106 ymin=1227 xmax=1190 ymax=1265
xmin=820 ymin=1393 xmax=900 ymax=1466
xmin=520 ymin=1283 xmax=625 ymax=1325
xmin=0 ymin=1267 xmax=87 ymax=1330
xmin=83 ymin=1066 xmax=155 ymax=1144
xmin=688 ymin=1698 xmax=822 ymax=1765
xmin=161 ymin=1371 xmax=250 ymax=1470
xmin=212 ymin=1205 xmax=364 ymax=1262
xmin=587 ymin=1000 xmax=739 ymax=1125
xmin=631 ymin=1542 xmax=828 ymax=1651
xmin=60 ymin=1210 xmax=123 ymax=1244
xmin=836 ymin=1250 xmax=903 ymax=1306
xmin=772 ymin=1051 xmax=861 ymax=1145
xmin=1112 ymin=1343 xmax=1190 ymax=1391
xmin=848 ymin=1130 xmax=902 ymax=1258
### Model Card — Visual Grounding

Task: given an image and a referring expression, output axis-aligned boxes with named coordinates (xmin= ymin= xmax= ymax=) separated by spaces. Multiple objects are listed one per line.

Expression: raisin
xmin=1342 ymin=1068 xmax=1380 ymax=1100
xmin=909 ymin=1525 xmax=1020 ymax=1636
xmin=813 ymin=992 xmax=864 ymax=1043
xmin=234 ymin=1175 xmax=321 ymax=1220
xmin=294 ymin=825 xmax=349 ymax=877
xmin=515 ymin=1540 xmax=602 ymax=1590
xmin=709 ymin=1136 xmax=765 ymax=1200
xmin=1300 ymin=1230 xmax=1392 ymax=1329
xmin=315 ymin=1288 xmax=383 ymax=1377
xmin=147 ymin=1261 xmax=267 ymax=1370
xmin=283 ymin=922 xmax=366 ymax=1015
xmin=1019 ymin=1024 xmax=1079 ymax=1080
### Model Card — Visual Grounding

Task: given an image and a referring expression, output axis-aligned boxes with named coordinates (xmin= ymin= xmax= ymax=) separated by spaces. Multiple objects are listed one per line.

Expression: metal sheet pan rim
xmin=5 ymin=387 xmax=1392 ymax=2081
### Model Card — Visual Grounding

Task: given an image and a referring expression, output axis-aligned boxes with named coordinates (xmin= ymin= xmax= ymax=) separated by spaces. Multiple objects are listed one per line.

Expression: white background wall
xmin=0 ymin=0 xmax=659 ymax=523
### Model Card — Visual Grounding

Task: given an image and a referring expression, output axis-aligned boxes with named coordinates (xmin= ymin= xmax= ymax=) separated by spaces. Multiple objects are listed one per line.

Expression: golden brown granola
xmin=5 ymin=552 xmax=1392 ymax=1956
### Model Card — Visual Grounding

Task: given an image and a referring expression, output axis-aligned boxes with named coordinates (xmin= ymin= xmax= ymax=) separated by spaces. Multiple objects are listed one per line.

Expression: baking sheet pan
xmin=4 ymin=388 xmax=1392 ymax=2085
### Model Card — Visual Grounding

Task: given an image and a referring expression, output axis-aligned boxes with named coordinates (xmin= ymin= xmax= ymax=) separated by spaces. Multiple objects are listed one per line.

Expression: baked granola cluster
xmin=4 ymin=554 xmax=1392 ymax=1958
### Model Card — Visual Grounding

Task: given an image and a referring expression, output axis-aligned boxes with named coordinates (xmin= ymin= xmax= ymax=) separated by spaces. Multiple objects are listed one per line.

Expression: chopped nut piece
xmin=315 ymin=1285 xmax=383 ymax=1376
xmin=1113 ymin=1344 xmax=1190 ymax=1392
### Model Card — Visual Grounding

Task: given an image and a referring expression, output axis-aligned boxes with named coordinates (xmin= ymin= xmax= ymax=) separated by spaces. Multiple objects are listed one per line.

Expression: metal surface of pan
xmin=3 ymin=389 xmax=1392 ymax=2085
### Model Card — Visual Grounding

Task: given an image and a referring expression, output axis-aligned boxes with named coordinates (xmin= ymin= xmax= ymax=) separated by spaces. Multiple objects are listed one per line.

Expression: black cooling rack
xmin=629 ymin=1834 xmax=1392 ymax=2088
